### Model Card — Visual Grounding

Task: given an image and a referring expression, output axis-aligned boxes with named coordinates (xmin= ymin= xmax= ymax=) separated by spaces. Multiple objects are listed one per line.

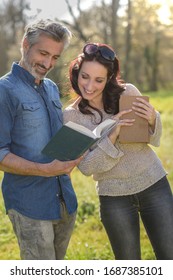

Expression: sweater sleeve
xmin=63 ymin=106 xmax=124 ymax=176
xmin=78 ymin=136 xmax=124 ymax=176
xmin=149 ymin=111 xmax=162 ymax=147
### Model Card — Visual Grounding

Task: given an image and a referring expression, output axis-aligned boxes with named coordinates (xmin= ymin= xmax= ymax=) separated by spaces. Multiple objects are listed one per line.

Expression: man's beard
xmin=22 ymin=54 xmax=52 ymax=81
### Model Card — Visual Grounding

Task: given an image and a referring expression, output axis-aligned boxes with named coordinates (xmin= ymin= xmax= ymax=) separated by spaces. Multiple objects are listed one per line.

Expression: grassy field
xmin=0 ymin=89 xmax=172 ymax=260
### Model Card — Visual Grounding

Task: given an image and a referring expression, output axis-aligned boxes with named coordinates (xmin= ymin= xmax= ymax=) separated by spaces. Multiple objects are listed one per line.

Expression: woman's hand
xmin=109 ymin=110 xmax=135 ymax=144
xmin=132 ymin=97 xmax=156 ymax=130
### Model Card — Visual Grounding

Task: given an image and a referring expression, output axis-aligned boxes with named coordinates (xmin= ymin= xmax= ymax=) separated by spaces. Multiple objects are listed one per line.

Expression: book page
xmin=93 ymin=119 xmax=116 ymax=138
xmin=65 ymin=119 xmax=116 ymax=140
xmin=65 ymin=121 xmax=97 ymax=139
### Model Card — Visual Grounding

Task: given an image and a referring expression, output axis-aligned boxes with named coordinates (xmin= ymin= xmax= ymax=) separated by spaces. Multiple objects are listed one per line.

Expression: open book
xmin=42 ymin=118 xmax=116 ymax=161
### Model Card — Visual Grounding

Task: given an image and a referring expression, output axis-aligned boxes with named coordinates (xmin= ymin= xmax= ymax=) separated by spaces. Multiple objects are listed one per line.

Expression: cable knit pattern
xmin=63 ymin=84 xmax=167 ymax=196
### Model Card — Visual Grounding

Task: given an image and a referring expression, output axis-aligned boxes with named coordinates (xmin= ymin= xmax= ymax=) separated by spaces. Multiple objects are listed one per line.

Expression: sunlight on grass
xmin=150 ymin=91 xmax=173 ymax=186
xmin=0 ymin=183 xmax=20 ymax=260
xmin=0 ymin=89 xmax=172 ymax=260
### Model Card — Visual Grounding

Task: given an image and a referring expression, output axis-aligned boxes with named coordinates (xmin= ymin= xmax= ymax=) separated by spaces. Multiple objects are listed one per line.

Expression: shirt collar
xmin=11 ymin=62 xmax=43 ymax=87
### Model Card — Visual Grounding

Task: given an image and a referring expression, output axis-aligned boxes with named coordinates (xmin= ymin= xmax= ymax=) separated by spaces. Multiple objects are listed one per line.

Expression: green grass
xmin=0 ymin=185 xmax=20 ymax=260
xmin=0 ymin=89 xmax=172 ymax=260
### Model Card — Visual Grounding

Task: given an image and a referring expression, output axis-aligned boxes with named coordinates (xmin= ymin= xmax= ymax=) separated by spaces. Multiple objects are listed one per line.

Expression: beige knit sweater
xmin=63 ymin=84 xmax=167 ymax=196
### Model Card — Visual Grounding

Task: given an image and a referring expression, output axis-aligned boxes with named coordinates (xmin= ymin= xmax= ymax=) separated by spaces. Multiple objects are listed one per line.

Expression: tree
xmin=110 ymin=0 xmax=120 ymax=49
xmin=0 ymin=0 xmax=30 ymax=75
xmin=123 ymin=0 xmax=132 ymax=81
xmin=3 ymin=0 xmax=30 ymax=44
xmin=1 ymin=0 xmax=173 ymax=92
xmin=64 ymin=0 xmax=87 ymax=42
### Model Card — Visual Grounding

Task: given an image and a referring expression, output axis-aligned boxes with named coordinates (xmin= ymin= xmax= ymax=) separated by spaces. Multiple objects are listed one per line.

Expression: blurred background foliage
xmin=0 ymin=0 xmax=173 ymax=96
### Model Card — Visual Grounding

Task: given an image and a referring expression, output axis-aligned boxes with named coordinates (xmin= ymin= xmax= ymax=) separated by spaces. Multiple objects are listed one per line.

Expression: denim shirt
xmin=0 ymin=62 xmax=77 ymax=220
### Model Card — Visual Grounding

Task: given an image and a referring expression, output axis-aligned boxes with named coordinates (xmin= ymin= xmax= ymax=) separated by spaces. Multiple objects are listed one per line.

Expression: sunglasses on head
xmin=83 ymin=43 xmax=116 ymax=62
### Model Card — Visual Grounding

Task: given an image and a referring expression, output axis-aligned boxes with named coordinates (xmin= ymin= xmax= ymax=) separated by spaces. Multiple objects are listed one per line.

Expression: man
xmin=0 ymin=19 xmax=81 ymax=260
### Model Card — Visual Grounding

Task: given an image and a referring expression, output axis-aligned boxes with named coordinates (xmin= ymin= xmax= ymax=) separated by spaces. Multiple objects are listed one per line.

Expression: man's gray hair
xmin=21 ymin=18 xmax=72 ymax=49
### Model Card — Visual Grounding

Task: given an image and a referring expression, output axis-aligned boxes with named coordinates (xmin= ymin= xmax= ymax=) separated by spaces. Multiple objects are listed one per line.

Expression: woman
xmin=63 ymin=43 xmax=173 ymax=259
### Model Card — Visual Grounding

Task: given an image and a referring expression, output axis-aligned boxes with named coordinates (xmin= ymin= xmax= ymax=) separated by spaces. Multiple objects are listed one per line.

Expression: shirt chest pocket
xmin=22 ymin=102 xmax=43 ymax=128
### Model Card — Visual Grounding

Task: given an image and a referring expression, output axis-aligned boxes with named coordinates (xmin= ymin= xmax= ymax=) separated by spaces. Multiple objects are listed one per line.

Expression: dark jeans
xmin=99 ymin=176 xmax=173 ymax=260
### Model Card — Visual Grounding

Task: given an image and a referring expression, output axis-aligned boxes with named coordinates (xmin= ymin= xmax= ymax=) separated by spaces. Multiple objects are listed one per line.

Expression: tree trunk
xmin=123 ymin=0 xmax=132 ymax=81
xmin=111 ymin=0 xmax=120 ymax=49
xmin=150 ymin=32 xmax=160 ymax=91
